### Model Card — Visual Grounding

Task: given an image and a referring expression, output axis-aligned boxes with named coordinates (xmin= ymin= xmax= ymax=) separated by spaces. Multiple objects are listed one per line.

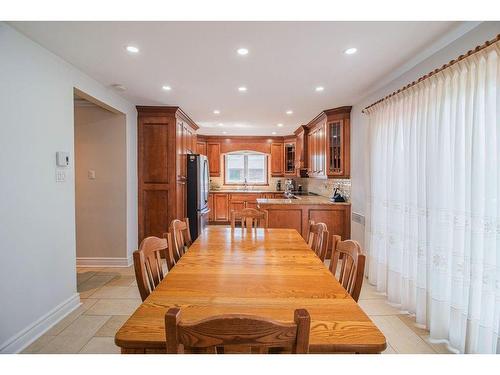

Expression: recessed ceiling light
xmin=218 ymin=123 xmax=224 ymax=127
xmin=237 ymin=48 xmax=249 ymax=55
xmin=126 ymin=45 xmax=139 ymax=53
xmin=238 ymin=86 xmax=247 ymax=92
xmin=272 ymin=131 xmax=277 ymax=135
xmin=277 ymin=123 xmax=283 ymax=127
xmin=315 ymin=86 xmax=324 ymax=92
xmin=162 ymin=85 xmax=171 ymax=91
xmin=344 ymin=47 xmax=358 ymax=55
xmin=222 ymin=131 xmax=227 ymax=134
xmin=213 ymin=110 xmax=220 ymax=114
xmin=286 ymin=110 xmax=293 ymax=115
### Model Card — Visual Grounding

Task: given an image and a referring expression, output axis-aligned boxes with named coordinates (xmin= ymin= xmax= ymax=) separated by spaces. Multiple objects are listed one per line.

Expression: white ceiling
xmin=12 ymin=21 xmax=462 ymax=135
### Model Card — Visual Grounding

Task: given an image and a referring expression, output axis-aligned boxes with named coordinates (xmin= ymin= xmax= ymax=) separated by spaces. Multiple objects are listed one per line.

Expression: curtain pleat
xmin=365 ymin=42 xmax=500 ymax=354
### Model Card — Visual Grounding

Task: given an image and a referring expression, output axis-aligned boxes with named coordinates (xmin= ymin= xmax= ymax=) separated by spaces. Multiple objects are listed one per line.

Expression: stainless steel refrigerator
xmin=186 ymin=154 xmax=210 ymax=240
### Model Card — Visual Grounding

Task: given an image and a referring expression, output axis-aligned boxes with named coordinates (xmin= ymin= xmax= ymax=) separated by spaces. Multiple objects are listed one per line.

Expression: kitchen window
xmin=224 ymin=152 xmax=268 ymax=185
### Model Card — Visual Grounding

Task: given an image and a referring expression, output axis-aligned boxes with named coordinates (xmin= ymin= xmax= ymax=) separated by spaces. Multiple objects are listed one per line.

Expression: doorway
xmin=73 ymin=89 xmax=128 ymax=296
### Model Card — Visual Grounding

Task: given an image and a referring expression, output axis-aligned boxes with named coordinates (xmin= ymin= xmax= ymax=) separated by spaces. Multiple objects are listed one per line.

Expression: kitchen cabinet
xmin=196 ymin=141 xmax=207 ymax=156
xmin=294 ymin=126 xmax=308 ymax=177
xmin=305 ymin=106 xmax=351 ymax=179
xmin=209 ymin=192 xmax=282 ymax=223
xmin=137 ymin=106 xmax=198 ymax=242
xmin=307 ymin=123 xmax=326 ymax=178
xmin=326 ymin=115 xmax=350 ymax=177
xmin=207 ymin=142 xmax=221 ymax=177
xmin=257 ymin=199 xmax=351 ymax=257
xmin=208 ymin=193 xmax=214 ymax=221
xmin=213 ymin=193 xmax=229 ymax=221
xmin=230 ymin=193 xmax=261 ymax=212
xmin=284 ymin=139 xmax=296 ymax=176
xmin=270 ymin=142 xmax=284 ymax=177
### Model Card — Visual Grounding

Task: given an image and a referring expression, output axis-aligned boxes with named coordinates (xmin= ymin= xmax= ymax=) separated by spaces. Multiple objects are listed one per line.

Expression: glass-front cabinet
xmin=306 ymin=106 xmax=351 ymax=179
xmin=327 ymin=120 xmax=343 ymax=176
xmin=284 ymin=141 xmax=296 ymax=176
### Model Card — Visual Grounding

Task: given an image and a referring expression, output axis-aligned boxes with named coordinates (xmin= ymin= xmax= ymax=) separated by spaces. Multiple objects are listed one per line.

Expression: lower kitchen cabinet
xmin=213 ymin=193 xmax=229 ymax=221
xmin=209 ymin=192 xmax=281 ymax=224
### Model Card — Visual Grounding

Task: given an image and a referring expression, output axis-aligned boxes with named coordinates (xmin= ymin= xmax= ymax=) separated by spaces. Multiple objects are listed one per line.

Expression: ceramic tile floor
xmin=22 ymin=264 xmax=454 ymax=354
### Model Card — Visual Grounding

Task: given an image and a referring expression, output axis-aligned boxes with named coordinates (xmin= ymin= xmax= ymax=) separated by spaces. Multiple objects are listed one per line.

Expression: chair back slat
xmin=306 ymin=221 xmax=329 ymax=261
xmin=329 ymin=238 xmax=366 ymax=302
xmin=165 ymin=308 xmax=310 ymax=354
xmin=170 ymin=218 xmax=193 ymax=261
xmin=133 ymin=234 xmax=173 ymax=301
xmin=230 ymin=208 xmax=268 ymax=229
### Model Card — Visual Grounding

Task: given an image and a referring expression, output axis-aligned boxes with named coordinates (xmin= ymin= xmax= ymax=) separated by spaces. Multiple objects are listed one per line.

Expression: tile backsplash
xmin=296 ymin=178 xmax=351 ymax=201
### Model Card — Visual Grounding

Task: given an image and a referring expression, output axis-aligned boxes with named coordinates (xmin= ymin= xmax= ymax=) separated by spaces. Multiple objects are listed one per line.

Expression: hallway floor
xmin=22 ymin=265 xmax=454 ymax=354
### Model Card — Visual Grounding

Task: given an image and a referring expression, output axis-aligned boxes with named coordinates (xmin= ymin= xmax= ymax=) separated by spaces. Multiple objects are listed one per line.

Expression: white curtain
xmin=365 ymin=41 xmax=500 ymax=354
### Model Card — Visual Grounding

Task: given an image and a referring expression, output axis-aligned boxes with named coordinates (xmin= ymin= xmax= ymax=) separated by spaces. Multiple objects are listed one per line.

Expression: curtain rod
xmin=362 ymin=33 xmax=500 ymax=114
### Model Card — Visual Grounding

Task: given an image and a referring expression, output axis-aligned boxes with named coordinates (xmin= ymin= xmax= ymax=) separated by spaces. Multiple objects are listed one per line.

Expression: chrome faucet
xmin=243 ymin=178 xmax=248 ymax=190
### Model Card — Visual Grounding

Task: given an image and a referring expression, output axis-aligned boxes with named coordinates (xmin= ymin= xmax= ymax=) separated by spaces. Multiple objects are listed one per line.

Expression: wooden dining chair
xmin=230 ymin=208 xmax=268 ymax=229
xmin=133 ymin=234 xmax=174 ymax=301
xmin=307 ymin=220 xmax=329 ymax=262
xmin=329 ymin=238 xmax=366 ymax=302
xmin=169 ymin=218 xmax=193 ymax=262
xmin=165 ymin=308 xmax=310 ymax=354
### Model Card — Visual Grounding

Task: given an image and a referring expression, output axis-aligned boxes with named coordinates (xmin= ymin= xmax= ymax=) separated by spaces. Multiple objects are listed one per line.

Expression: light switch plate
xmin=88 ymin=170 xmax=96 ymax=180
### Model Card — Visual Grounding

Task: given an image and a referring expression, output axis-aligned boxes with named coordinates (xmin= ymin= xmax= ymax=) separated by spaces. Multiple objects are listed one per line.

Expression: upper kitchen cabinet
xmin=305 ymin=106 xmax=351 ymax=179
xmin=270 ymin=142 xmax=284 ymax=177
xmin=207 ymin=142 xmax=221 ymax=177
xmin=307 ymin=120 xmax=326 ymax=178
xmin=294 ymin=126 xmax=308 ymax=177
xmin=284 ymin=137 xmax=296 ymax=176
xmin=196 ymin=140 xmax=207 ymax=156
xmin=137 ymin=106 xmax=198 ymax=242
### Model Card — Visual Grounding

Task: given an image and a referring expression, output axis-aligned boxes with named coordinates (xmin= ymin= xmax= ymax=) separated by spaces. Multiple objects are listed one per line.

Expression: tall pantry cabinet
xmin=137 ymin=106 xmax=198 ymax=243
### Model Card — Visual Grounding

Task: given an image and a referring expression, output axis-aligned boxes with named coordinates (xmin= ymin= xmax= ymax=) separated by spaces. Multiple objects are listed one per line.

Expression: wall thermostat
xmin=56 ymin=152 xmax=70 ymax=167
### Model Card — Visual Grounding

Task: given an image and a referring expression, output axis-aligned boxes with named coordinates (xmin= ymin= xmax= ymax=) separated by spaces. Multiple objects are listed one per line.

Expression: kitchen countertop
xmin=210 ymin=189 xmax=284 ymax=194
xmin=257 ymin=195 xmax=351 ymax=205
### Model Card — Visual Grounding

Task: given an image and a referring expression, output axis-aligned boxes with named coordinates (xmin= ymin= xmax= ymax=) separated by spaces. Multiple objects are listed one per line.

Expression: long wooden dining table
xmin=115 ymin=227 xmax=386 ymax=353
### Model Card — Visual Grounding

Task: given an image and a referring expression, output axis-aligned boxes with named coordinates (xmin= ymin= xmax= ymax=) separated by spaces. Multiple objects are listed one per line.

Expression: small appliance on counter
xmin=284 ymin=179 xmax=295 ymax=198
xmin=276 ymin=180 xmax=282 ymax=191
xmin=330 ymin=187 xmax=346 ymax=202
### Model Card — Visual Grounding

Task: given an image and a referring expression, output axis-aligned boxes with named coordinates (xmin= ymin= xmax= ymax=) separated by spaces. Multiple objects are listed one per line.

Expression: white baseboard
xmin=76 ymin=256 xmax=132 ymax=267
xmin=0 ymin=293 xmax=81 ymax=353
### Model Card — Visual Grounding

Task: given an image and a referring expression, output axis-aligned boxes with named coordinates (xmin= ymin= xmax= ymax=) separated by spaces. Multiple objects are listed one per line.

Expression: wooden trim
xmin=0 ymin=293 xmax=80 ymax=353
xmin=293 ymin=125 xmax=308 ymax=136
xmin=198 ymin=135 xmax=285 ymax=141
xmin=74 ymin=88 xmax=124 ymax=115
xmin=362 ymin=34 xmax=500 ymax=113
xmin=136 ymin=106 xmax=199 ymax=130
xmin=305 ymin=106 xmax=352 ymax=130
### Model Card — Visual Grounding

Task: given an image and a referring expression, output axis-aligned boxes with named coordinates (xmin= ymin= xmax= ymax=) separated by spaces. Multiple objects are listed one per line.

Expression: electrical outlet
xmin=88 ymin=170 xmax=96 ymax=180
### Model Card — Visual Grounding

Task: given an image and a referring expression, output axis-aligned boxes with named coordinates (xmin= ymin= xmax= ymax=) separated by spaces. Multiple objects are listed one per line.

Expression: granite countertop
xmin=210 ymin=189 xmax=284 ymax=194
xmin=257 ymin=195 xmax=351 ymax=206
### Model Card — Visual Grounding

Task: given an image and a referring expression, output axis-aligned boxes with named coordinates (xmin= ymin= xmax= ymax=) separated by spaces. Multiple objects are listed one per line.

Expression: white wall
xmin=0 ymin=23 xmax=138 ymax=353
xmin=349 ymin=21 xmax=500 ymax=245
xmin=74 ymin=104 xmax=127 ymax=260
